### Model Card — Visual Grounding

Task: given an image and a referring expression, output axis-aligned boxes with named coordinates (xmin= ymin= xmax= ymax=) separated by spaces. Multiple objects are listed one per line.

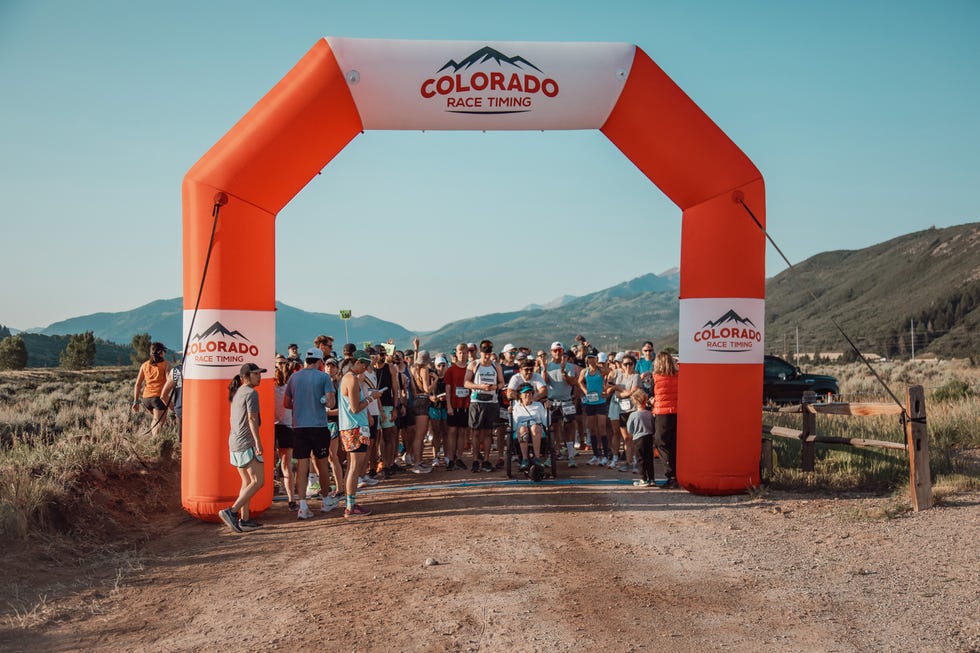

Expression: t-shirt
xmin=229 ymin=385 xmax=260 ymax=452
xmin=169 ymin=365 xmax=183 ymax=410
xmin=545 ymin=361 xmax=574 ymax=401
xmin=511 ymin=401 xmax=547 ymax=432
xmin=361 ymin=369 xmax=380 ymax=416
xmin=507 ymin=372 xmax=546 ymax=395
xmin=626 ymin=409 xmax=654 ymax=440
xmin=284 ymin=367 xmax=334 ymax=428
xmin=469 ymin=362 xmax=500 ymax=403
xmin=444 ymin=363 xmax=470 ymax=409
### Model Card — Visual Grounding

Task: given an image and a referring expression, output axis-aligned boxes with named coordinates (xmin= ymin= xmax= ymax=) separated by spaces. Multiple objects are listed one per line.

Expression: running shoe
xmin=599 ymin=456 xmax=609 ymax=466
xmin=471 ymin=460 xmax=480 ymax=473
xmin=358 ymin=475 xmax=379 ymax=488
xmin=567 ymin=458 xmax=577 ymax=468
xmin=587 ymin=456 xmax=600 ymax=466
xmin=404 ymin=453 xmax=415 ymax=466
xmin=617 ymin=463 xmax=631 ymax=473
xmin=632 ymin=464 xmax=639 ymax=474
xmin=219 ymin=508 xmax=243 ymax=533
xmin=288 ymin=500 xmax=298 ymax=511
xmin=633 ymin=479 xmax=652 ymax=488
xmin=344 ymin=504 xmax=372 ymax=519
xmin=531 ymin=458 xmax=543 ymax=468
xmin=519 ymin=459 xmax=530 ymax=471
xmin=542 ymin=456 xmax=551 ymax=467
xmin=660 ymin=478 xmax=680 ymax=489
xmin=607 ymin=456 xmax=619 ymax=469
xmin=238 ymin=519 xmax=263 ymax=531
xmin=297 ymin=505 xmax=314 ymax=520
xmin=321 ymin=496 xmax=340 ymax=512
xmin=411 ymin=464 xmax=432 ymax=474
xmin=455 ymin=458 xmax=467 ymax=470
xmin=481 ymin=460 xmax=494 ymax=473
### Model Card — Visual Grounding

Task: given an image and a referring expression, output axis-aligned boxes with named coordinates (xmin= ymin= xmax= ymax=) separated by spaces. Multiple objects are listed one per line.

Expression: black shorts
xmin=618 ymin=412 xmax=635 ymax=428
xmin=583 ymin=403 xmax=604 ymax=417
xmin=141 ymin=396 xmax=166 ymax=411
xmin=549 ymin=403 xmax=576 ymax=425
xmin=468 ymin=402 xmax=497 ymax=431
xmin=293 ymin=426 xmax=331 ymax=460
xmin=447 ymin=408 xmax=468 ymax=428
xmin=274 ymin=423 xmax=295 ymax=450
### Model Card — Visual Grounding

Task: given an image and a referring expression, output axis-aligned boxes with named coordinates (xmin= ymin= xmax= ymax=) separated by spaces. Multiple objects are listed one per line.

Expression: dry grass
xmin=765 ymin=358 xmax=980 ymax=493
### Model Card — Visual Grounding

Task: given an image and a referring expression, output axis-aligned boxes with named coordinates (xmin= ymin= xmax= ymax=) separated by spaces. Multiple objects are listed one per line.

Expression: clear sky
xmin=1 ymin=1 xmax=977 ymax=333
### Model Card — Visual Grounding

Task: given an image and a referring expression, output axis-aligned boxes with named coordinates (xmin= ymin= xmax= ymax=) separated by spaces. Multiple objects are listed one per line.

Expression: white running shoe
xmin=404 ymin=453 xmax=415 ymax=466
xmin=411 ymin=464 xmax=432 ymax=475
xmin=358 ymin=475 xmax=379 ymax=488
xmin=633 ymin=479 xmax=652 ymax=487
xmin=587 ymin=456 xmax=600 ymax=466
xmin=598 ymin=456 xmax=608 ymax=466
xmin=567 ymin=457 xmax=577 ymax=468
xmin=608 ymin=456 xmax=619 ymax=469
xmin=297 ymin=506 xmax=314 ymax=520
xmin=632 ymin=463 xmax=639 ymax=474
xmin=320 ymin=496 xmax=340 ymax=513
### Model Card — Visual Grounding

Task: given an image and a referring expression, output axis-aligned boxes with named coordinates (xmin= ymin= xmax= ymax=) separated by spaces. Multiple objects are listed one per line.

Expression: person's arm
xmin=493 ymin=363 xmax=505 ymax=391
xmin=343 ymin=375 xmax=377 ymax=413
xmin=390 ymin=364 xmax=401 ymax=408
xmin=463 ymin=363 xmax=480 ymax=390
xmin=577 ymin=369 xmax=588 ymax=396
xmin=283 ymin=380 xmax=294 ymax=410
xmin=161 ymin=375 xmax=174 ymax=407
xmin=248 ymin=411 xmax=262 ymax=455
xmin=132 ymin=365 xmax=146 ymax=411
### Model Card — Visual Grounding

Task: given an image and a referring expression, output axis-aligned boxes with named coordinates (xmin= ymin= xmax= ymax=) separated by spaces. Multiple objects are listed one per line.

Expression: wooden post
xmin=905 ymin=385 xmax=932 ymax=511
xmin=760 ymin=437 xmax=773 ymax=481
xmin=801 ymin=391 xmax=816 ymax=472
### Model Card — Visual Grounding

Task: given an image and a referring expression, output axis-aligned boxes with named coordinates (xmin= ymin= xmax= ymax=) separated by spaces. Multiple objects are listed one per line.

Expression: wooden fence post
xmin=905 ymin=385 xmax=932 ymax=511
xmin=801 ymin=391 xmax=816 ymax=472
xmin=761 ymin=438 xmax=773 ymax=481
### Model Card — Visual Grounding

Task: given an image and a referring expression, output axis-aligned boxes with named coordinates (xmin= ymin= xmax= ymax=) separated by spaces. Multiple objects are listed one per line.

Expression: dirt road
xmin=2 ymin=466 xmax=978 ymax=652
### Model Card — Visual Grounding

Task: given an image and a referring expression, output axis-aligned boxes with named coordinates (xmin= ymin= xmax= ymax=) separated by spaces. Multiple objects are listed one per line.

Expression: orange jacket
xmin=653 ymin=373 xmax=678 ymax=415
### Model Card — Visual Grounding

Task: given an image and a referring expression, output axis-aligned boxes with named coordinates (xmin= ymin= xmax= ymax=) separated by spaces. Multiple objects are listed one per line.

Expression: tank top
xmin=338 ymin=376 xmax=369 ymax=431
xmin=499 ymin=363 xmax=519 ymax=407
xmin=470 ymin=362 xmax=499 ymax=403
xmin=141 ymin=360 xmax=168 ymax=397
xmin=583 ymin=369 xmax=605 ymax=405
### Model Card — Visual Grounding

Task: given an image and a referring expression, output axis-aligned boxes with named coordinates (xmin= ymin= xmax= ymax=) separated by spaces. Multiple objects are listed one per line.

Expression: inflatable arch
xmin=181 ymin=38 xmax=765 ymax=519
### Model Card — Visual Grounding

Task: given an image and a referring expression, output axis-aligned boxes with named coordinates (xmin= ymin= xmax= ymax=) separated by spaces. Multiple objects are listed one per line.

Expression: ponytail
xmin=228 ymin=375 xmax=244 ymax=402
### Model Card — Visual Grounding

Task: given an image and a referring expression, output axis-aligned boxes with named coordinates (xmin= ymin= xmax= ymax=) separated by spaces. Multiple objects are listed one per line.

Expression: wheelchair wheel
xmin=549 ymin=430 xmax=559 ymax=479
xmin=505 ymin=433 xmax=514 ymax=479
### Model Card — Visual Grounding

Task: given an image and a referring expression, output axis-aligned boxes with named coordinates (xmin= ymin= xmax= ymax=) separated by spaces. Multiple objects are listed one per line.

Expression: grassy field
xmin=765 ymin=359 xmax=980 ymax=497
xmin=1 ymin=361 xmax=977 ymax=544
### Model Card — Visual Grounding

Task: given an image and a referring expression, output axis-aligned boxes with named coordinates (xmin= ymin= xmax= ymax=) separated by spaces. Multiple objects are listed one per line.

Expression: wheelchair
xmin=504 ymin=406 xmax=559 ymax=481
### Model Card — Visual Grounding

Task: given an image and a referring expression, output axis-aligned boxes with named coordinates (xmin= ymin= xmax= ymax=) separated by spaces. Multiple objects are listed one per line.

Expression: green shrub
xmin=932 ymin=378 xmax=972 ymax=402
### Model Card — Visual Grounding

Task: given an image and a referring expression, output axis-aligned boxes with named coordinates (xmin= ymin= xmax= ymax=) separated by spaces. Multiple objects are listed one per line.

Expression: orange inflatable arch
xmin=181 ymin=38 xmax=765 ymax=519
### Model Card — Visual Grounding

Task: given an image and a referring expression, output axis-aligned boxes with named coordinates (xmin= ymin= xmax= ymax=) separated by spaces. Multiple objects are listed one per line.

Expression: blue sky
xmin=1 ymin=1 xmax=977 ymax=333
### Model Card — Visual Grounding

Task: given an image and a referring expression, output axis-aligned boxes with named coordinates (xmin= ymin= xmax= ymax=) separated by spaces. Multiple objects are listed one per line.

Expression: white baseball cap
xmin=501 ymin=343 xmax=517 ymax=353
xmin=550 ymin=341 xmax=564 ymax=350
xmin=305 ymin=347 xmax=323 ymax=361
xmin=597 ymin=352 xmax=608 ymax=363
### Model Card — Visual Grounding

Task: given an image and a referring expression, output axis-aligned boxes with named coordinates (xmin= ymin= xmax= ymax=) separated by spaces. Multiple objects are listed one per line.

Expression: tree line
xmin=0 ymin=328 xmax=156 ymax=370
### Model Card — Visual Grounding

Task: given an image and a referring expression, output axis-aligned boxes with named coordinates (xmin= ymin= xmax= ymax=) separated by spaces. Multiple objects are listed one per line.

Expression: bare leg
xmin=278 ymin=448 xmax=296 ymax=502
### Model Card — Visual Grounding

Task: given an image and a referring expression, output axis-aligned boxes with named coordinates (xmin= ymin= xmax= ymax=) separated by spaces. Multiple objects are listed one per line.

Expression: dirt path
xmin=2 ymin=467 xmax=978 ymax=652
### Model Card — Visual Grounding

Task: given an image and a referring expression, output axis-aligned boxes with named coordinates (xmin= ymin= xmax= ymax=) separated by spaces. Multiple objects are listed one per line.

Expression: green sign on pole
xmin=339 ymin=309 xmax=352 ymax=320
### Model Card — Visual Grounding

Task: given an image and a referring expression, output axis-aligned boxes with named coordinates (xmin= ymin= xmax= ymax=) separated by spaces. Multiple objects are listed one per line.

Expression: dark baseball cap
xmin=240 ymin=362 xmax=267 ymax=376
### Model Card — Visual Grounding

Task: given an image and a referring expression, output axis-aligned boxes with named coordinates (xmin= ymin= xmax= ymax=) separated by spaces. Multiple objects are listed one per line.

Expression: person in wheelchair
xmin=511 ymin=383 xmax=547 ymax=471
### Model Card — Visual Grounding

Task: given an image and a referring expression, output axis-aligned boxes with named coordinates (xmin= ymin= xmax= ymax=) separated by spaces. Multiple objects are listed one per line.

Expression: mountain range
xmin=3 ymin=224 xmax=977 ymax=365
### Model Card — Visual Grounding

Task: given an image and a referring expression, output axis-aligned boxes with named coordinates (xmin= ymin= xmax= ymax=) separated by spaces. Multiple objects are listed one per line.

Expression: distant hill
xmin=765 ymin=223 xmax=980 ymax=359
xmin=420 ymin=272 xmax=680 ymax=353
xmin=35 ymin=299 xmax=416 ymax=354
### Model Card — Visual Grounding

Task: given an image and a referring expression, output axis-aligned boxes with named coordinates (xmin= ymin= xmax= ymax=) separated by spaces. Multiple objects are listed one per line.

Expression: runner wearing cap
xmin=359 ymin=349 xmax=383 ymax=486
xmin=338 ymin=351 xmax=381 ymax=518
xmin=635 ymin=340 xmax=657 ymax=395
xmin=464 ymin=339 xmax=504 ymax=473
xmin=406 ymin=350 xmax=435 ymax=474
xmin=428 ymin=355 xmax=450 ymax=468
xmin=284 ymin=348 xmax=339 ymax=519
xmin=494 ymin=344 xmax=520 ymax=469
xmin=545 ymin=341 xmax=579 ymax=468
xmin=219 ymin=363 xmax=267 ymax=533
xmin=371 ymin=347 xmax=402 ymax=479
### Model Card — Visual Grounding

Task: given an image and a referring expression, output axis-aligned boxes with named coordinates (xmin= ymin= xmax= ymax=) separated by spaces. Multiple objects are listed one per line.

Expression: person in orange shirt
xmin=133 ymin=342 xmax=171 ymax=436
xmin=652 ymin=352 xmax=679 ymax=488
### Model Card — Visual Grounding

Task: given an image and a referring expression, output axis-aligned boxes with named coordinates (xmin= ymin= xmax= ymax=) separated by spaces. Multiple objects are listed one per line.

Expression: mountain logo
xmin=187 ymin=320 xmax=259 ymax=366
xmin=701 ymin=310 xmax=757 ymax=330
xmin=693 ymin=309 xmax=762 ymax=353
xmin=419 ymin=46 xmax=560 ymax=115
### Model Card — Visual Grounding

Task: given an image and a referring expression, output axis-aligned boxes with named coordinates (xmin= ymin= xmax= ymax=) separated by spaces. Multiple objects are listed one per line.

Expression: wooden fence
xmin=762 ymin=385 xmax=932 ymax=511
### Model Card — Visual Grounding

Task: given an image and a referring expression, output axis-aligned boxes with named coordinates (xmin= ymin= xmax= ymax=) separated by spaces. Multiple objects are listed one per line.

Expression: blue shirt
xmin=284 ymin=368 xmax=335 ymax=428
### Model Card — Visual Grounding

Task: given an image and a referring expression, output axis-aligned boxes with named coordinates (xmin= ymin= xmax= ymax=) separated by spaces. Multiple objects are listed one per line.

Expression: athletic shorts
xmin=428 ymin=406 xmax=447 ymax=421
xmin=618 ymin=412 xmax=635 ymax=428
xmin=230 ymin=447 xmax=264 ymax=468
xmin=396 ymin=410 xmax=414 ymax=430
xmin=274 ymin=423 xmax=295 ymax=450
xmin=293 ymin=426 xmax=331 ymax=460
xmin=583 ymin=403 xmax=605 ymax=417
xmin=340 ymin=427 xmax=371 ymax=453
xmin=468 ymin=402 xmax=497 ymax=431
xmin=327 ymin=421 xmax=339 ymax=439
xmin=380 ymin=405 xmax=396 ymax=429
xmin=549 ymin=403 xmax=577 ymax=425
xmin=447 ymin=409 xmax=468 ymax=428
xmin=141 ymin=396 xmax=166 ymax=411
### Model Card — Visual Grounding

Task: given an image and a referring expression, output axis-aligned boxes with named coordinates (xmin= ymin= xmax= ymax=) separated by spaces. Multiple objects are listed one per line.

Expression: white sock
xmin=299 ymin=499 xmax=308 ymax=510
xmin=567 ymin=444 xmax=575 ymax=459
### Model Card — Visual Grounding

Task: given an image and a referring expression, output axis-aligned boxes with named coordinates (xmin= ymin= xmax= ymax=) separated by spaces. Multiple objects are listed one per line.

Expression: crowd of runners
xmin=219 ymin=333 xmax=680 ymax=532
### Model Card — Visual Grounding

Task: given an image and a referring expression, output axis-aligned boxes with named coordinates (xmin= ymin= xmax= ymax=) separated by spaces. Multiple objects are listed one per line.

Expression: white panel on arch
xmin=326 ymin=37 xmax=636 ymax=131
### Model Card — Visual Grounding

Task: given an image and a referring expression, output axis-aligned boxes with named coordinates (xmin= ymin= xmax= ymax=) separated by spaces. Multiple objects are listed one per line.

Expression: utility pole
xmin=910 ymin=319 xmax=915 ymax=361
xmin=795 ymin=326 xmax=799 ymax=364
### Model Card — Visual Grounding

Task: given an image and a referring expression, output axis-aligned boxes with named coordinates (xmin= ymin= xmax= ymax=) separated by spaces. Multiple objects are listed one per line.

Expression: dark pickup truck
xmin=763 ymin=355 xmax=839 ymax=404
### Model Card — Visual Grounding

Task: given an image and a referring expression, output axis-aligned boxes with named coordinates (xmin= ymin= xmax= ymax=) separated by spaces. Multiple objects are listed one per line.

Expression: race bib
xmin=561 ymin=402 xmax=576 ymax=416
xmin=455 ymin=387 xmax=469 ymax=398
xmin=499 ymin=408 xmax=510 ymax=421
xmin=585 ymin=392 xmax=599 ymax=403
xmin=619 ymin=398 xmax=634 ymax=412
